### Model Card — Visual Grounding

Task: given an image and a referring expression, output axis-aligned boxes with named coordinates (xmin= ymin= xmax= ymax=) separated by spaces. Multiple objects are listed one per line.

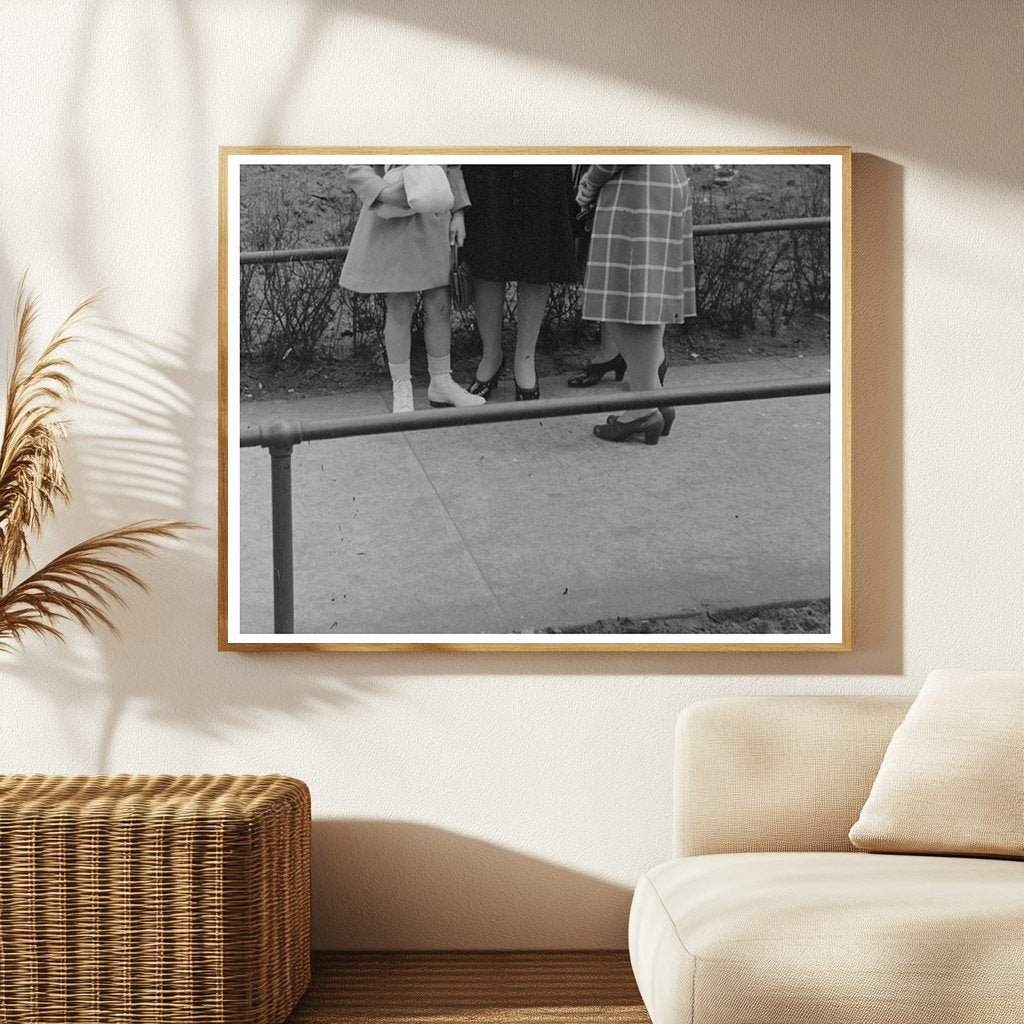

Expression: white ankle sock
xmin=427 ymin=354 xmax=451 ymax=380
xmin=389 ymin=361 xmax=412 ymax=383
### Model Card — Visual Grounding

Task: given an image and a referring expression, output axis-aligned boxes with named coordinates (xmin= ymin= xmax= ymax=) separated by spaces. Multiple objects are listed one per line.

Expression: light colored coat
xmin=339 ymin=165 xmax=470 ymax=295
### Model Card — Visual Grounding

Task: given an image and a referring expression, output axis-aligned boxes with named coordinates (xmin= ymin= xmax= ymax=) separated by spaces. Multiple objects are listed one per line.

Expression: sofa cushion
xmin=630 ymin=852 xmax=1024 ymax=1024
xmin=849 ymin=668 xmax=1024 ymax=857
xmin=675 ymin=695 xmax=912 ymax=857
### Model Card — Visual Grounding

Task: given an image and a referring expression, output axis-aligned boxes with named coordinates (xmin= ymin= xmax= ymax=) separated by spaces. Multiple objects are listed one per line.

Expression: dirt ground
xmin=539 ymin=598 xmax=830 ymax=635
xmin=240 ymin=311 xmax=828 ymax=402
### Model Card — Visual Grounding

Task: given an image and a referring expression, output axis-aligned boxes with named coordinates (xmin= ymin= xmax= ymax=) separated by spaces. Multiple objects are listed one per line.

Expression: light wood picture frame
xmin=219 ymin=147 xmax=851 ymax=651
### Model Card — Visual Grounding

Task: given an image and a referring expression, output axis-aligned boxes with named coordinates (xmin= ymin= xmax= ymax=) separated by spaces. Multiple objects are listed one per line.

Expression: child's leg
xmin=385 ymin=291 xmax=416 ymax=377
xmin=422 ymin=285 xmax=452 ymax=360
xmin=422 ymin=285 xmax=485 ymax=408
xmin=385 ymin=291 xmax=416 ymax=413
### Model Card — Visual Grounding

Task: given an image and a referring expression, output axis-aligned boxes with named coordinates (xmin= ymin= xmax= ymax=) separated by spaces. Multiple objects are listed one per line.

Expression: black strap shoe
xmin=468 ymin=356 xmax=505 ymax=399
xmin=514 ymin=377 xmax=540 ymax=401
xmin=567 ymin=354 xmax=627 ymax=388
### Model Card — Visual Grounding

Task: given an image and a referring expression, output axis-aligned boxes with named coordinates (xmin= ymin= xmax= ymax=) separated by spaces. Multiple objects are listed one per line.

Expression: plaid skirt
xmin=581 ymin=165 xmax=697 ymax=325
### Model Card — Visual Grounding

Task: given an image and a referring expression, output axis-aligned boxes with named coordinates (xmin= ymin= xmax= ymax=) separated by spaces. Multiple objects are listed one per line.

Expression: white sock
xmin=427 ymin=354 xmax=451 ymax=380
xmin=389 ymin=361 xmax=412 ymax=384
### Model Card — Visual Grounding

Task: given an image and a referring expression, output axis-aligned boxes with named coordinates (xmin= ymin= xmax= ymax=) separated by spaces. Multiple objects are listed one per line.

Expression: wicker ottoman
xmin=0 ymin=774 xmax=310 ymax=1024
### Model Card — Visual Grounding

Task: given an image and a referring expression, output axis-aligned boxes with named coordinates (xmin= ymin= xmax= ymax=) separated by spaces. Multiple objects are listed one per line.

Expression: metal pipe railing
xmin=241 ymin=245 xmax=349 ymax=266
xmin=239 ymin=216 xmax=830 ymax=265
xmin=241 ymin=378 xmax=828 ymax=449
xmin=237 ymin=213 xmax=832 ymax=635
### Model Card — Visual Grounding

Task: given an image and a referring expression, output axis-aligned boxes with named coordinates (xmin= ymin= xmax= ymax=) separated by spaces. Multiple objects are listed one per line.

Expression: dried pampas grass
xmin=0 ymin=280 xmax=196 ymax=650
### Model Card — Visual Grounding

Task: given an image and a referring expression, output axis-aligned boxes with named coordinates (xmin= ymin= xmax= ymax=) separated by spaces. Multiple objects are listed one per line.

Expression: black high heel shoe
xmin=606 ymin=406 xmax=675 ymax=437
xmin=514 ymin=376 xmax=540 ymax=401
xmin=568 ymin=353 xmax=666 ymax=388
xmin=468 ymin=356 xmax=505 ymax=399
xmin=567 ymin=354 xmax=626 ymax=388
xmin=593 ymin=410 xmax=664 ymax=445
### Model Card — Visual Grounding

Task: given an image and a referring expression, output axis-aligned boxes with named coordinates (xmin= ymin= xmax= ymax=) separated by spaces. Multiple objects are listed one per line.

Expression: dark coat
xmin=461 ymin=165 xmax=578 ymax=285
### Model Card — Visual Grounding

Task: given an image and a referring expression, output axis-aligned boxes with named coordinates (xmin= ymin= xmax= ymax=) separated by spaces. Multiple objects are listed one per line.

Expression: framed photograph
xmin=219 ymin=148 xmax=850 ymax=651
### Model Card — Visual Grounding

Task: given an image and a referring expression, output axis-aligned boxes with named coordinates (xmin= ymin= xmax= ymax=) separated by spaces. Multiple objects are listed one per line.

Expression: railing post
xmin=264 ymin=418 xmax=301 ymax=634
xmin=269 ymin=444 xmax=294 ymax=634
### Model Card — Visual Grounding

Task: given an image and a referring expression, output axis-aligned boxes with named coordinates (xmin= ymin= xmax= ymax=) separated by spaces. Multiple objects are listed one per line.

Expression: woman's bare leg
xmin=622 ymin=340 xmax=666 ymax=390
xmin=472 ymin=279 xmax=505 ymax=381
xmin=513 ymin=281 xmax=550 ymax=390
xmin=606 ymin=322 xmax=664 ymax=420
xmin=590 ymin=325 xmax=619 ymax=364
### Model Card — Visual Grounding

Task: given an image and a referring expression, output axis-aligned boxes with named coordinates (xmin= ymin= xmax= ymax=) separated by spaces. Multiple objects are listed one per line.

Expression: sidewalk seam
xmin=399 ymin=428 xmax=517 ymax=633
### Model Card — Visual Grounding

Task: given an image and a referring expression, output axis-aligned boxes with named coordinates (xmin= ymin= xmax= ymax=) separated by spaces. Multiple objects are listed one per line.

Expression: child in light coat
xmin=339 ymin=165 xmax=484 ymax=413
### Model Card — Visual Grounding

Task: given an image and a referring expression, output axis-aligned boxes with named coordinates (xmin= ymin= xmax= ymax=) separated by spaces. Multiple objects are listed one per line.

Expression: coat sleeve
xmin=446 ymin=165 xmax=470 ymax=211
xmin=579 ymin=164 xmax=622 ymax=196
xmin=345 ymin=164 xmax=388 ymax=208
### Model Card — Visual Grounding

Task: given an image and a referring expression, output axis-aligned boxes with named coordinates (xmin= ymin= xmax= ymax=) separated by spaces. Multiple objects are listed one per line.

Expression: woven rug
xmin=289 ymin=951 xmax=647 ymax=1024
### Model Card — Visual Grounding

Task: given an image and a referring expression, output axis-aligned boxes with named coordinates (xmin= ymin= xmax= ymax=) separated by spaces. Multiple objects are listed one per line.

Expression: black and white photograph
xmin=220 ymin=149 xmax=850 ymax=649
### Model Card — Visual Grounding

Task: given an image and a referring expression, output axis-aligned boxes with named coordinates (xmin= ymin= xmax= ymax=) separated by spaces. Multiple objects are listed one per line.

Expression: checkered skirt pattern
xmin=581 ymin=164 xmax=696 ymax=325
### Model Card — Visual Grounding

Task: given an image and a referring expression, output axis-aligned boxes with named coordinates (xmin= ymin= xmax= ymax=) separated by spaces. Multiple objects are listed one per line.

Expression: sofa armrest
xmin=674 ymin=695 xmax=913 ymax=857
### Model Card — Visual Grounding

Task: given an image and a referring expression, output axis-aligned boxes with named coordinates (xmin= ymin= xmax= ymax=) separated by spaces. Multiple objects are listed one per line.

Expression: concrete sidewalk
xmin=238 ymin=355 xmax=831 ymax=635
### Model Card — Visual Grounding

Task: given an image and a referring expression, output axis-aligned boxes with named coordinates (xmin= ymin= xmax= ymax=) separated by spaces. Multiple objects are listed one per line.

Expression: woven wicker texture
xmin=0 ymin=774 xmax=310 ymax=1024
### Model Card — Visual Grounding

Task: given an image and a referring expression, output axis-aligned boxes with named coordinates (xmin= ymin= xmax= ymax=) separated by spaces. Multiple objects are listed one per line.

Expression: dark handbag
xmin=450 ymin=244 xmax=474 ymax=312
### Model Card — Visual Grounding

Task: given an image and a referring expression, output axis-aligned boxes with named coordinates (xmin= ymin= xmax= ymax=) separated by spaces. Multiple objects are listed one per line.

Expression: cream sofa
xmin=629 ymin=695 xmax=1024 ymax=1024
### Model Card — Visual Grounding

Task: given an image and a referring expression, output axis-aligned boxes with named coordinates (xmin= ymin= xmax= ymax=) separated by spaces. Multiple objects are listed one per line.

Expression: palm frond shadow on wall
xmin=1 ymin=285 xmax=383 ymax=773
xmin=0 ymin=2 xmax=385 ymax=774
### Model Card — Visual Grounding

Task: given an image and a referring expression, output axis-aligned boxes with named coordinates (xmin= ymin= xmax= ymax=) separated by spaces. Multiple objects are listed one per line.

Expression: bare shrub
xmin=238 ymin=262 xmax=264 ymax=356
xmin=694 ymin=176 xmax=830 ymax=337
xmin=242 ymin=186 xmax=344 ymax=367
xmin=783 ymin=171 xmax=831 ymax=314
xmin=695 ymin=212 xmax=783 ymax=336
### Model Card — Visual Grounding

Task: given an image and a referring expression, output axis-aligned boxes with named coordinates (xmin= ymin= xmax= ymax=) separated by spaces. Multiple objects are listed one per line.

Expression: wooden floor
xmin=287 ymin=951 xmax=649 ymax=1023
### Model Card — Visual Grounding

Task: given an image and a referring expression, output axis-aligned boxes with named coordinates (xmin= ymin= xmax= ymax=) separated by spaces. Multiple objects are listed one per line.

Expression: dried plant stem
xmin=0 ymin=521 xmax=198 ymax=650
xmin=0 ymin=280 xmax=197 ymax=650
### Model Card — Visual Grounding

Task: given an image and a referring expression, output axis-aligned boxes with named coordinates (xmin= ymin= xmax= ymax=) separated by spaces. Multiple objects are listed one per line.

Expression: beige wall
xmin=1 ymin=1 xmax=1021 ymax=949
